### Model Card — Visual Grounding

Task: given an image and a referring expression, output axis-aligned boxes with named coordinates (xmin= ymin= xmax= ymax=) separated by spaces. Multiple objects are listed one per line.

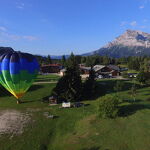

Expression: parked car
xmin=98 ymin=75 xmax=104 ymax=79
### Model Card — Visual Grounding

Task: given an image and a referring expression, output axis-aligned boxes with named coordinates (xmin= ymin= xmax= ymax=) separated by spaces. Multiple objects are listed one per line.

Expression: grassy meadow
xmin=0 ymin=75 xmax=150 ymax=150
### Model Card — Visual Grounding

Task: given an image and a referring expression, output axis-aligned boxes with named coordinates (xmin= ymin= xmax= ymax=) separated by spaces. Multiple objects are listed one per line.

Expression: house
xmin=60 ymin=65 xmax=91 ymax=76
xmin=80 ymin=66 xmax=91 ymax=74
xmin=93 ymin=65 xmax=120 ymax=78
xmin=41 ymin=64 xmax=62 ymax=73
xmin=60 ymin=68 xmax=66 ymax=76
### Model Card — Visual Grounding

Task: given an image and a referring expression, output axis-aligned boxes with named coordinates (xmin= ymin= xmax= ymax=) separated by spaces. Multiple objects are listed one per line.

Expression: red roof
xmin=41 ymin=64 xmax=62 ymax=67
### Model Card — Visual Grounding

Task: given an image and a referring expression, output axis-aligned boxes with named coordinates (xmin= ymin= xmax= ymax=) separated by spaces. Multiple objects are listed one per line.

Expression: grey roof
xmin=60 ymin=68 xmax=66 ymax=72
xmin=93 ymin=65 xmax=105 ymax=72
xmin=80 ymin=66 xmax=91 ymax=70
xmin=107 ymin=65 xmax=120 ymax=71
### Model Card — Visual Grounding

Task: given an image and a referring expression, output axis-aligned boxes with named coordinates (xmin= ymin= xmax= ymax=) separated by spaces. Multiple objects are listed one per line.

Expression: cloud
xmin=130 ymin=21 xmax=137 ymax=26
xmin=23 ymin=36 xmax=38 ymax=41
xmin=16 ymin=2 xmax=25 ymax=9
xmin=143 ymin=19 xmax=148 ymax=22
xmin=0 ymin=30 xmax=38 ymax=41
xmin=0 ymin=26 xmax=7 ymax=32
xmin=0 ymin=24 xmax=38 ymax=42
xmin=139 ymin=5 xmax=145 ymax=9
xmin=140 ymin=25 xmax=147 ymax=29
xmin=120 ymin=21 xmax=127 ymax=27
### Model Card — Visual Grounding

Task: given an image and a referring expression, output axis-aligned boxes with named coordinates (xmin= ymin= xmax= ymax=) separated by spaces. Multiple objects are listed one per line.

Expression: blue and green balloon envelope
xmin=0 ymin=50 xmax=39 ymax=99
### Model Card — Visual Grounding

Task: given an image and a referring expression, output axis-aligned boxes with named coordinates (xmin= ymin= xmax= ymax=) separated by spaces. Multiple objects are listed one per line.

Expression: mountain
xmin=83 ymin=29 xmax=150 ymax=58
xmin=50 ymin=55 xmax=70 ymax=59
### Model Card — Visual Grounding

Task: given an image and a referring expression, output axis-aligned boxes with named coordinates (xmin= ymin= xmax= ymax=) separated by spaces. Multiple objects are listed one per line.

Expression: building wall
xmin=112 ymin=70 xmax=119 ymax=76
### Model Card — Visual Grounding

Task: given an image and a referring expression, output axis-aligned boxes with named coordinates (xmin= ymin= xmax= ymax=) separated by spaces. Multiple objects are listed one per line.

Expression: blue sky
xmin=0 ymin=0 xmax=150 ymax=55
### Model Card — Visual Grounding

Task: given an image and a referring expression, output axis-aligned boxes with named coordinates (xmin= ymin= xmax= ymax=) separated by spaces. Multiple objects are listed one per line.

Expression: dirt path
xmin=0 ymin=110 xmax=30 ymax=136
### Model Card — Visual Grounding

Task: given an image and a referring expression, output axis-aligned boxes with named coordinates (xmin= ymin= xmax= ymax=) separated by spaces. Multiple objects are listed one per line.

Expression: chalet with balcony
xmin=93 ymin=65 xmax=120 ymax=77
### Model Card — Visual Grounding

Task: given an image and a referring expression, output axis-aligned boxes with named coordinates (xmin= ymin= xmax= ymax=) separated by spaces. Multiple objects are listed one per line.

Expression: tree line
xmin=35 ymin=54 xmax=150 ymax=71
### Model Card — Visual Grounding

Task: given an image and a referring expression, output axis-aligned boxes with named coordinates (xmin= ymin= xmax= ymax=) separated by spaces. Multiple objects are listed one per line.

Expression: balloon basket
xmin=17 ymin=100 xmax=21 ymax=104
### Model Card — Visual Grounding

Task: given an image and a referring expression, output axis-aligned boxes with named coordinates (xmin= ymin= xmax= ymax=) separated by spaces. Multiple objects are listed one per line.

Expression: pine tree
xmin=52 ymin=53 xmax=82 ymax=102
xmin=47 ymin=55 xmax=52 ymax=64
xmin=83 ymin=67 xmax=96 ymax=99
xmin=61 ymin=55 xmax=66 ymax=66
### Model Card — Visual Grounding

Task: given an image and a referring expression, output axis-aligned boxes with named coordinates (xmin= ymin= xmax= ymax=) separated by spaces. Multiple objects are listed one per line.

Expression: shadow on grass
xmin=84 ymin=80 xmax=141 ymax=101
xmin=28 ymin=85 xmax=43 ymax=92
xmin=145 ymin=97 xmax=150 ymax=101
xmin=144 ymin=93 xmax=150 ymax=96
xmin=0 ymin=85 xmax=43 ymax=97
xmin=42 ymin=96 xmax=50 ymax=103
xmin=0 ymin=86 xmax=11 ymax=97
xmin=122 ymin=99 xmax=142 ymax=103
xmin=81 ymin=146 xmax=101 ymax=150
xmin=119 ymin=103 xmax=150 ymax=117
xmin=21 ymin=99 xmax=41 ymax=103
xmin=39 ymin=144 xmax=48 ymax=150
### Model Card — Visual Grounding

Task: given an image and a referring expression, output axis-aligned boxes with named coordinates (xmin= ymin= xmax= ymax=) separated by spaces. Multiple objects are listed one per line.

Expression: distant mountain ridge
xmin=1 ymin=30 xmax=150 ymax=59
xmin=83 ymin=29 xmax=150 ymax=58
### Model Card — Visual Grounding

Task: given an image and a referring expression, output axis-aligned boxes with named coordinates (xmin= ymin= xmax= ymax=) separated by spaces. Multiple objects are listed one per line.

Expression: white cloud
xmin=0 ymin=26 xmax=7 ymax=32
xmin=0 ymin=24 xmax=38 ymax=42
xmin=120 ymin=21 xmax=127 ymax=27
xmin=0 ymin=31 xmax=38 ymax=41
xmin=139 ymin=5 xmax=145 ymax=9
xmin=23 ymin=36 xmax=38 ymax=41
xmin=130 ymin=21 xmax=137 ymax=26
xmin=143 ymin=19 xmax=148 ymax=22
xmin=16 ymin=2 xmax=25 ymax=9
xmin=140 ymin=25 xmax=147 ymax=29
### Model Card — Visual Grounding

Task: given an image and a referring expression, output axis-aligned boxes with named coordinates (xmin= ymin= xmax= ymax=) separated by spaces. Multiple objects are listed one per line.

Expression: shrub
xmin=98 ymin=95 xmax=119 ymax=119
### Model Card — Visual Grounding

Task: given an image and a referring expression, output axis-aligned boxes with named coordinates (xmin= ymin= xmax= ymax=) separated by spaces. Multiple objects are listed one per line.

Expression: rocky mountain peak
xmin=105 ymin=29 xmax=150 ymax=48
xmin=83 ymin=29 xmax=150 ymax=57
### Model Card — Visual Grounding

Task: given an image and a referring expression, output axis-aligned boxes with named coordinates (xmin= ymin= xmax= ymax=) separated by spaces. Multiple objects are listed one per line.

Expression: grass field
xmin=0 ymin=76 xmax=150 ymax=150
xmin=35 ymin=74 xmax=60 ymax=83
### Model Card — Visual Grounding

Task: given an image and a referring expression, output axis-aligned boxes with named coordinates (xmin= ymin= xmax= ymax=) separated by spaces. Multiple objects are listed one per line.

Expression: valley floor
xmin=0 ymin=78 xmax=150 ymax=150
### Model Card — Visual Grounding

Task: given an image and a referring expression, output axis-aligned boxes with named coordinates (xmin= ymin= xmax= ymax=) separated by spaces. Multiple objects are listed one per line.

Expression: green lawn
xmin=35 ymin=74 xmax=60 ymax=82
xmin=0 ymin=79 xmax=150 ymax=150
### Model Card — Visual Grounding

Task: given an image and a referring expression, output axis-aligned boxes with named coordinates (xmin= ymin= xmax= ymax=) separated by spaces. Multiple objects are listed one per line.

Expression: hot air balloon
xmin=0 ymin=50 xmax=39 ymax=103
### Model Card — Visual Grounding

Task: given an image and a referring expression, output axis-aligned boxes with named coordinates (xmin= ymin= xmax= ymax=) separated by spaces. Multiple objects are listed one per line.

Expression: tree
xmin=61 ymin=55 xmax=66 ymax=66
xmin=136 ymin=71 xmax=147 ymax=85
xmin=85 ymin=56 xmax=93 ymax=67
xmin=52 ymin=53 xmax=82 ymax=102
xmin=81 ymin=57 xmax=86 ymax=64
xmin=98 ymin=95 xmax=119 ymax=119
xmin=131 ymin=84 xmax=137 ymax=102
xmin=102 ymin=56 xmax=110 ymax=65
xmin=83 ymin=68 xmax=96 ymax=99
xmin=128 ymin=58 xmax=140 ymax=71
xmin=47 ymin=55 xmax=52 ymax=64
